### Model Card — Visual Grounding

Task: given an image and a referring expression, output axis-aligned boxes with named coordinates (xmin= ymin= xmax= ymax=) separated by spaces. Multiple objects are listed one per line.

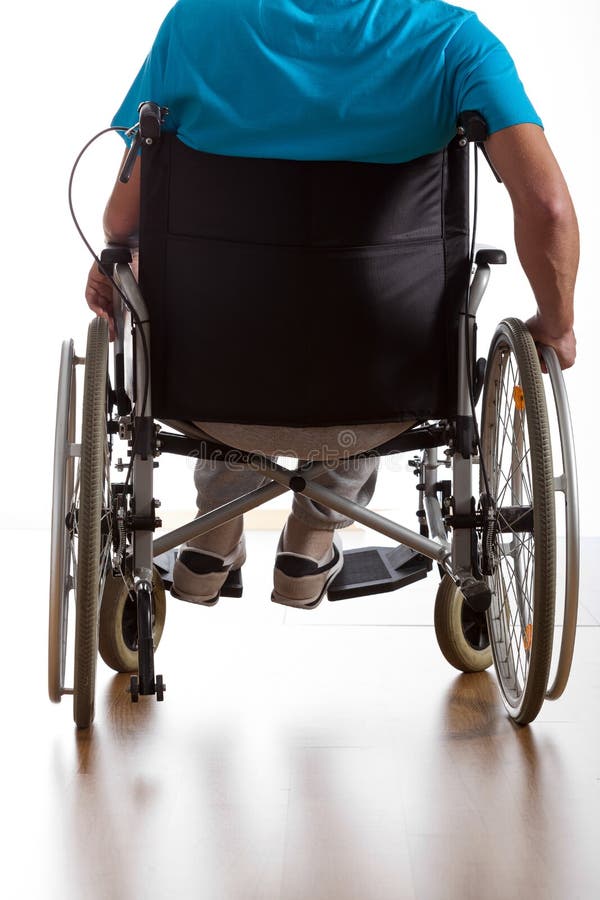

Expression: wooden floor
xmin=6 ymin=530 xmax=600 ymax=899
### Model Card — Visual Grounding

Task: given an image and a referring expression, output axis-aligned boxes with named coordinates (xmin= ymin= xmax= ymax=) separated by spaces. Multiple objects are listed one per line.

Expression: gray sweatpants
xmin=166 ymin=420 xmax=412 ymax=531
xmin=193 ymin=452 xmax=380 ymax=530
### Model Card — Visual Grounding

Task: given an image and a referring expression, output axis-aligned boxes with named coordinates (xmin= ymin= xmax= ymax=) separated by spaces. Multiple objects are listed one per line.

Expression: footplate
xmin=219 ymin=567 xmax=243 ymax=598
xmin=328 ymin=545 xmax=432 ymax=601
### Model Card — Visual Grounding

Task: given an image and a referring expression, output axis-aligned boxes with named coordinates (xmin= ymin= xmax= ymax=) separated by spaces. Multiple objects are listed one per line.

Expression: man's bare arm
xmin=85 ymin=153 xmax=141 ymax=336
xmin=486 ymin=123 xmax=579 ymax=369
xmin=102 ymin=152 xmax=141 ymax=244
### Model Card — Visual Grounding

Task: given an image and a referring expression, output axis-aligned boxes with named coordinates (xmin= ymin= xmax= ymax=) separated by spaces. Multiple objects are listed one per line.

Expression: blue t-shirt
xmin=112 ymin=0 xmax=542 ymax=163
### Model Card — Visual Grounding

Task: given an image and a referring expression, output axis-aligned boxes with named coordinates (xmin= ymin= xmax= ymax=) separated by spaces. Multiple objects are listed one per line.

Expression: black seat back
xmin=139 ymin=134 xmax=469 ymax=425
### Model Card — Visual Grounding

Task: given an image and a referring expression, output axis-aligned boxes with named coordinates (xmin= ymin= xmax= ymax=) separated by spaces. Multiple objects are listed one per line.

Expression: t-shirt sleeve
xmin=445 ymin=14 xmax=542 ymax=135
xmin=111 ymin=6 xmax=179 ymax=140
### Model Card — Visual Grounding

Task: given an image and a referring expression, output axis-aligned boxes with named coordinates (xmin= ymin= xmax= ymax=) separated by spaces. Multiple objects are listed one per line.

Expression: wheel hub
xmin=479 ymin=493 xmax=498 ymax=577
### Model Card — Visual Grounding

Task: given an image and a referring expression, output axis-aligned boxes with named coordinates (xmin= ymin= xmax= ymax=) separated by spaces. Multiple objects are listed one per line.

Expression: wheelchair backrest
xmin=139 ymin=133 xmax=470 ymax=425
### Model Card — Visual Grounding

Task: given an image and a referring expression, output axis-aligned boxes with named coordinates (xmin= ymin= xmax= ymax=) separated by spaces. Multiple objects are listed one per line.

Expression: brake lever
xmin=119 ymin=129 xmax=142 ymax=184
xmin=118 ymin=102 xmax=168 ymax=184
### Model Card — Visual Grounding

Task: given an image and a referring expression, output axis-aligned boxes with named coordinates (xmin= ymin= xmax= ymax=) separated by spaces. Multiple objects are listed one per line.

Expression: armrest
xmin=100 ymin=245 xmax=133 ymax=269
xmin=475 ymin=247 xmax=506 ymax=266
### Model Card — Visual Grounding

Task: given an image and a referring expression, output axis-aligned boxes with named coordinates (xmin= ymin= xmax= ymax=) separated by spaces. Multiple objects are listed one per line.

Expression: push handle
xmin=456 ymin=110 xmax=503 ymax=183
xmin=138 ymin=100 xmax=163 ymax=141
xmin=119 ymin=101 xmax=167 ymax=184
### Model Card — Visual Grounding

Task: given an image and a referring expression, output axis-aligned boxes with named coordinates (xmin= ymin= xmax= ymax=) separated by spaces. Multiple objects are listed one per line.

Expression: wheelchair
xmin=49 ymin=104 xmax=579 ymax=729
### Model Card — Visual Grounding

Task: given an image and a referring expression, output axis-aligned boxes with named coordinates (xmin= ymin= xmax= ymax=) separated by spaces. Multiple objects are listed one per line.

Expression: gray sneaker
xmin=172 ymin=536 xmax=246 ymax=606
xmin=272 ymin=531 xmax=344 ymax=609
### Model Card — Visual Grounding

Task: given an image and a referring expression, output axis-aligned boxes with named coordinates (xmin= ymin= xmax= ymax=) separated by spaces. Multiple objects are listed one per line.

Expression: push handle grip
xmin=138 ymin=100 xmax=162 ymax=141
xmin=456 ymin=110 xmax=502 ymax=183
xmin=118 ymin=101 xmax=166 ymax=184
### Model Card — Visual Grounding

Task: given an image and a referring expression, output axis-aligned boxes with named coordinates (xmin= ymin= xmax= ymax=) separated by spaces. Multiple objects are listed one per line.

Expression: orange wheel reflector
xmin=523 ymin=623 xmax=533 ymax=651
xmin=513 ymin=385 xmax=525 ymax=410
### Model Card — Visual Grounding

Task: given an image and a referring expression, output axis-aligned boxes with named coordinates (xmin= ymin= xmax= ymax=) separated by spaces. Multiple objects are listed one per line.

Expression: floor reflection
xmin=34 ymin=625 xmax=600 ymax=900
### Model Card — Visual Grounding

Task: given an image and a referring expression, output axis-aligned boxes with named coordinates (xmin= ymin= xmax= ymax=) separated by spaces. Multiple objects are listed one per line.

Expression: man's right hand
xmin=526 ymin=313 xmax=576 ymax=371
xmin=85 ymin=262 xmax=115 ymax=340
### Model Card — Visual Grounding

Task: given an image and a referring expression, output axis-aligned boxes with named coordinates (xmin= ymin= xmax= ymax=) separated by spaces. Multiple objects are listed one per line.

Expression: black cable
xmin=68 ymin=125 xmax=151 ymax=486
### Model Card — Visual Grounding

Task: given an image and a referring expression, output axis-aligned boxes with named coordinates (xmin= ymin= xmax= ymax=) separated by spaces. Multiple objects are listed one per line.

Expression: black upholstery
xmin=139 ymin=134 xmax=470 ymax=425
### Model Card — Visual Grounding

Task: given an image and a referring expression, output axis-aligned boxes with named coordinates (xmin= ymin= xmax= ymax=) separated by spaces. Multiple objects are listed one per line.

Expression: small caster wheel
xmin=434 ymin=575 xmax=492 ymax=672
xmin=129 ymin=675 xmax=139 ymax=702
xmin=156 ymin=674 xmax=166 ymax=702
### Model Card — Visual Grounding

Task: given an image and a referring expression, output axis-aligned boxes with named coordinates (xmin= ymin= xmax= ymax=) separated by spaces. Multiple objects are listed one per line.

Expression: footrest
xmin=220 ymin=567 xmax=243 ymax=598
xmin=328 ymin=545 xmax=432 ymax=602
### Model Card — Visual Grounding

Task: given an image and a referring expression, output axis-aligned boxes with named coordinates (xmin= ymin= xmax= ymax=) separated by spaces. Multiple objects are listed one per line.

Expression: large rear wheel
xmin=73 ymin=317 xmax=111 ymax=729
xmin=480 ymin=318 xmax=556 ymax=725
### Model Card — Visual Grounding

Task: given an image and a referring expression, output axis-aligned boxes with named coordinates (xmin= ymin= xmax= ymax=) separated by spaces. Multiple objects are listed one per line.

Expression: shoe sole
xmin=170 ymin=587 xmax=220 ymax=607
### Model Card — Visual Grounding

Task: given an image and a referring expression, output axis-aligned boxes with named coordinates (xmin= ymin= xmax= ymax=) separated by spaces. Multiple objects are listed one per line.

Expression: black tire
xmin=434 ymin=575 xmax=493 ymax=672
xmin=99 ymin=567 xmax=167 ymax=673
xmin=480 ymin=318 xmax=556 ymax=725
xmin=73 ymin=318 xmax=110 ymax=729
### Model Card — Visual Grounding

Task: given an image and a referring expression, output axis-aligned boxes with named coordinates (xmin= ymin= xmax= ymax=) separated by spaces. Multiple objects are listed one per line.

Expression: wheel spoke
xmin=496 ymin=445 xmax=533 ymax=507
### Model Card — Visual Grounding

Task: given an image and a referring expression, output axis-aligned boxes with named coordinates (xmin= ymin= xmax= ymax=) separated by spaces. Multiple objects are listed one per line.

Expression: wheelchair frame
xmin=49 ymin=127 xmax=580 ymax=729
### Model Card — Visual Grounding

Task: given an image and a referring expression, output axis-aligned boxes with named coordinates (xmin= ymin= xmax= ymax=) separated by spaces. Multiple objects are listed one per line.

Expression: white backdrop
xmin=0 ymin=1 xmax=598 ymax=532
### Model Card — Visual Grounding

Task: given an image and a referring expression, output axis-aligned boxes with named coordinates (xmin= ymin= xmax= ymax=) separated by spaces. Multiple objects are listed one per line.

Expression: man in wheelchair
xmin=52 ymin=0 xmax=578 ymax=727
xmin=85 ymin=0 xmax=577 ymax=605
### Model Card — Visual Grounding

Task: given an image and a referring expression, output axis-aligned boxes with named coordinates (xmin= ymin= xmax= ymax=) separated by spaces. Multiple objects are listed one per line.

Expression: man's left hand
xmin=85 ymin=262 xmax=115 ymax=340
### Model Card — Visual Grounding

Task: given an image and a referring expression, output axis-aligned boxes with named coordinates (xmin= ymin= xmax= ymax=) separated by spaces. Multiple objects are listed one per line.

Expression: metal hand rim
xmin=541 ymin=346 xmax=580 ymax=700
